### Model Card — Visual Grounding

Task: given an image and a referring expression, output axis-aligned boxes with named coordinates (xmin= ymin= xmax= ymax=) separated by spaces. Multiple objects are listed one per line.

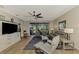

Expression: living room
xmin=1 ymin=1 xmax=79 ymax=59
xmin=0 ymin=5 xmax=79 ymax=54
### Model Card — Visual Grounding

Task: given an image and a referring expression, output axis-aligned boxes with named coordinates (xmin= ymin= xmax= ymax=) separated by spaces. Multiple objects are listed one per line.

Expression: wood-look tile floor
xmin=0 ymin=37 xmax=35 ymax=54
xmin=0 ymin=37 xmax=79 ymax=54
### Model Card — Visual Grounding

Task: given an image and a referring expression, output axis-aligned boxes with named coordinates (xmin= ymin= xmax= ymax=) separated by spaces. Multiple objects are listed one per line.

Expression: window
xmin=30 ymin=23 xmax=48 ymax=35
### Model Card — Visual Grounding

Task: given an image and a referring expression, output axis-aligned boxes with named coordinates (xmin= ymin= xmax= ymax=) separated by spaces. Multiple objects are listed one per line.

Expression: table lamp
xmin=64 ymin=28 xmax=74 ymax=40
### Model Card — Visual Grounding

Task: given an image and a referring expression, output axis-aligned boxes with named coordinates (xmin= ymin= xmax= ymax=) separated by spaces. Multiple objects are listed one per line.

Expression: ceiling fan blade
xmin=28 ymin=11 xmax=43 ymax=19
xmin=37 ymin=16 xmax=43 ymax=18
xmin=28 ymin=12 xmax=33 ymax=16
xmin=33 ymin=11 xmax=35 ymax=13
xmin=36 ymin=13 xmax=41 ymax=16
xmin=33 ymin=11 xmax=36 ymax=16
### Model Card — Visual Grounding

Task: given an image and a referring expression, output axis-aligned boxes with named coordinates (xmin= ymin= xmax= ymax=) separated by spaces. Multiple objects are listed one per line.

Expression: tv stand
xmin=0 ymin=21 xmax=21 ymax=52
xmin=0 ymin=32 xmax=21 ymax=52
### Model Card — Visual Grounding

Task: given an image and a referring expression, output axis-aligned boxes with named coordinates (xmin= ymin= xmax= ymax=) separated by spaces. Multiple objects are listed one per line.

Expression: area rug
xmin=24 ymin=36 xmax=42 ymax=50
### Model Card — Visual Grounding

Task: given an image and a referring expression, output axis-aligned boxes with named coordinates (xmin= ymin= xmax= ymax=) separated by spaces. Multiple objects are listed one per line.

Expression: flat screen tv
xmin=2 ymin=22 xmax=18 ymax=34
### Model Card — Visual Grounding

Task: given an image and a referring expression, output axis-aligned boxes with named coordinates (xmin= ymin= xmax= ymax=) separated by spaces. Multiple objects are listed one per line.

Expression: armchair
xmin=34 ymin=35 xmax=60 ymax=54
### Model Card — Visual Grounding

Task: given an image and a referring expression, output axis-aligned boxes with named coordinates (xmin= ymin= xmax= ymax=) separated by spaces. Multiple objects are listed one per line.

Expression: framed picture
xmin=0 ymin=15 xmax=5 ymax=20
xmin=58 ymin=20 xmax=66 ymax=30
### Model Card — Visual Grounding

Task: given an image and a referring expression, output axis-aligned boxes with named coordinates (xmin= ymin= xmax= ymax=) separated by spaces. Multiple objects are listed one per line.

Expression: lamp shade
xmin=50 ymin=28 xmax=53 ymax=30
xmin=64 ymin=28 xmax=74 ymax=33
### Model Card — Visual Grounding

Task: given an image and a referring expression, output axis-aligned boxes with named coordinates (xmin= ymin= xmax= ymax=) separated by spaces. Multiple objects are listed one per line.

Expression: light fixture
xmin=50 ymin=28 xmax=53 ymax=31
xmin=50 ymin=28 xmax=54 ymax=34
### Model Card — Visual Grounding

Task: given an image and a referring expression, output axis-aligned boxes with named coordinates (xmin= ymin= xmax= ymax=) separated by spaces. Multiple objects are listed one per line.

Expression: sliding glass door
xmin=30 ymin=23 xmax=48 ymax=35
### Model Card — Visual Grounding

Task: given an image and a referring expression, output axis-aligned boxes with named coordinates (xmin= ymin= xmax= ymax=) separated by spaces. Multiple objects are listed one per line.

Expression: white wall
xmin=0 ymin=8 xmax=30 ymax=37
xmin=20 ymin=21 xmax=30 ymax=37
xmin=49 ymin=6 xmax=79 ymax=50
xmin=24 ymin=22 xmax=30 ymax=36
xmin=48 ymin=22 xmax=54 ymax=33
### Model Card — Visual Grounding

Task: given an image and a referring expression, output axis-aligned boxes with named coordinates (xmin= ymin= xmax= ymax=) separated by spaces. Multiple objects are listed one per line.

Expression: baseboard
xmin=74 ymin=47 xmax=79 ymax=50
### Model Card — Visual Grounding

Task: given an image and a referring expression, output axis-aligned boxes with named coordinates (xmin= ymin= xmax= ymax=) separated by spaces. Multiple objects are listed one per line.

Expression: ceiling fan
xmin=28 ymin=11 xmax=43 ymax=18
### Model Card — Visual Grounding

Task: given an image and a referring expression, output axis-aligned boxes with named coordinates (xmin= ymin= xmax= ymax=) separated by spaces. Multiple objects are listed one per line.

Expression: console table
xmin=61 ymin=39 xmax=74 ymax=49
